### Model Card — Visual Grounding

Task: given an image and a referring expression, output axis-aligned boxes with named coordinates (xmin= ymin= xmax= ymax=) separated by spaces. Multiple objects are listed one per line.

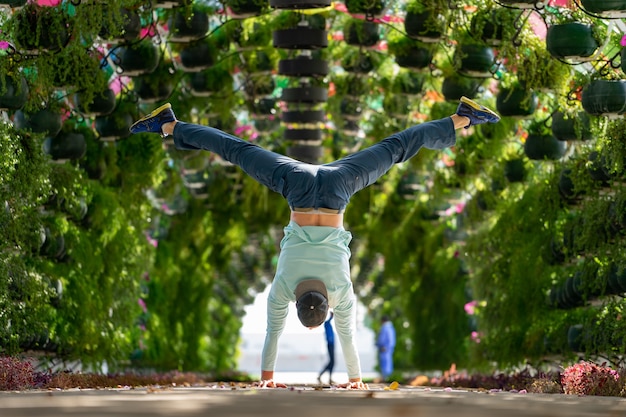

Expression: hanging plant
xmin=344 ymin=0 xmax=385 ymax=16
xmin=579 ymin=0 xmax=626 ymax=18
xmin=523 ymin=123 xmax=567 ymax=161
xmin=469 ymin=6 xmax=520 ymax=47
xmin=546 ymin=22 xmax=600 ymax=61
xmin=8 ymin=3 xmax=69 ymax=53
xmin=386 ymin=31 xmax=433 ymax=71
xmin=115 ymin=39 xmax=160 ymax=76
xmin=97 ymin=7 xmax=141 ymax=44
xmin=167 ymin=7 xmax=210 ymax=43
xmin=0 ymin=72 xmax=29 ymax=111
xmin=551 ymin=110 xmax=592 ymax=142
xmin=133 ymin=60 xmax=178 ymax=103
xmin=223 ymin=0 xmax=269 ymax=18
xmin=95 ymin=100 xmax=136 ymax=141
xmin=404 ymin=0 xmax=448 ymax=43
xmin=13 ymin=104 xmax=64 ymax=137
xmin=581 ymin=79 xmax=626 ymax=117
xmin=496 ymin=82 xmax=538 ymax=117
xmin=344 ymin=18 xmax=380 ymax=48
xmin=187 ymin=65 xmax=233 ymax=97
xmin=453 ymin=43 xmax=495 ymax=78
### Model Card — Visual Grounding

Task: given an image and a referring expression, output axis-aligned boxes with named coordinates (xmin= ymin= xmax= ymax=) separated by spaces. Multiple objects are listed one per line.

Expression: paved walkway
xmin=1 ymin=384 xmax=625 ymax=417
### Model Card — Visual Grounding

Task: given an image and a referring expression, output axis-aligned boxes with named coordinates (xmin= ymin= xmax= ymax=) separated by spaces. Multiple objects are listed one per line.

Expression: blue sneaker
xmin=456 ymin=96 xmax=500 ymax=129
xmin=129 ymin=103 xmax=176 ymax=136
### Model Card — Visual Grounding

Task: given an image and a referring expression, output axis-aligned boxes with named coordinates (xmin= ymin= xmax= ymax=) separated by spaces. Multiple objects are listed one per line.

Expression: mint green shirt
xmin=261 ymin=221 xmax=362 ymax=379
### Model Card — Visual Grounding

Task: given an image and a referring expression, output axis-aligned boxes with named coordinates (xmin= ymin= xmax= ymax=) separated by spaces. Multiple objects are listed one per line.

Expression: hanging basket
xmin=524 ymin=134 xmax=567 ymax=161
xmin=14 ymin=108 xmax=63 ymax=136
xmin=273 ymin=27 xmax=328 ymax=49
xmin=0 ymin=1 xmax=28 ymax=7
xmin=95 ymin=112 xmax=134 ymax=141
xmin=12 ymin=4 xmax=69 ymax=53
xmin=225 ymin=0 xmax=266 ymax=17
xmin=244 ymin=75 xmax=275 ymax=97
xmin=340 ymin=98 xmax=362 ymax=121
xmin=43 ymin=131 xmax=87 ymax=162
xmin=188 ymin=67 xmax=233 ymax=97
xmin=345 ymin=20 xmax=380 ymax=47
xmin=393 ymin=45 xmax=433 ymax=70
xmin=344 ymin=0 xmax=385 ymax=15
xmin=75 ymin=88 xmax=116 ymax=116
xmin=287 ymin=144 xmax=323 ymax=164
xmin=341 ymin=54 xmax=375 ymax=74
xmin=278 ymin=57 xmax=328 ymax=77
xmin=497 ymin=0 xmax=539 ymax=9
xmin=581 ymin=79 xmax=626 ymax=117
xmin=404 ymin=10 xmax=444 ymax=43
xmin=178 ymin=41 xmax=215 ymax=72
xmin=442 ymin=76 xmax=481 ymax=101
xmin=281 ymin=86 xmax=327 ymax=103
xmin=580 ymin=0 xmax=626 ymax=18
xmin=284 ymin=128 xmax=323 ymax=142
xmin=546 ymin=23 xmax=599 ymax=61
xmin=281 ymin=110 xmax=325 ymax=124
xmin=116 ymin=41 xmax=160 ymax=76
xmin=0 ymin=74 xmax=29 ymax=110
xmin=504 ymin=158 xmax=526 ymax=183
xmin=496 ymin=86 xmax=538 ymax=117
xmin=454 ymin=44 xmax=495 ymax=78
xmin=168 ymin=9 xmax=209 ymax=43
xmin=551 ymin=111 xmax=592 ymax=141
xmin=270 ymin=0 xmax=331 ymax=8
xmin=98 ymin=8 xmax=141 ymax=44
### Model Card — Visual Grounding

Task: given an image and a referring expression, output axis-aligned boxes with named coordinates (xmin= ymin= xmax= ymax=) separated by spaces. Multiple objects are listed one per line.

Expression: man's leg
xmin=323 ymin=118 xmax=457 ymax=200
xmin=171 ymin=122 xmax=298 ymax=195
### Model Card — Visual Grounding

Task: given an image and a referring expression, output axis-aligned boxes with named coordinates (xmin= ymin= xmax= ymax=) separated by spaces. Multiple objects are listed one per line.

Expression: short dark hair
xmin=296 ymin=291 xmax=328 ymax=327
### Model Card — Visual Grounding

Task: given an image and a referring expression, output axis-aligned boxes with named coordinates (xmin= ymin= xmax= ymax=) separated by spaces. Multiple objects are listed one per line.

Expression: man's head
xmin=295 ymin=279 xmax=329 ymax=328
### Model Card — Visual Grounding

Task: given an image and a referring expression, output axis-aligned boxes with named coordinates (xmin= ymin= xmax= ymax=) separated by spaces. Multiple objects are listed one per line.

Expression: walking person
xmin=376 ymin=315 xmax=396 ymax=382
xmin=318 ymin=311 xmax=335 ymax=385
xmin=130 ymin=96 xmax=500 ymax=390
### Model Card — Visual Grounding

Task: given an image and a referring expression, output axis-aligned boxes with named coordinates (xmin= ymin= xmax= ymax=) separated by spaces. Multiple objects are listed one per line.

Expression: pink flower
xmin=0 ymin=41 xmax=8 ymax=50
xmin=471 ymin=331 xmax=481 ymax=343
xmin=138 ymin=298 xmax=147 ymax=313
xmin=464 ymin=301 xmax=477 ymax=315
xmin=621 ymin=34 xmax=626 ymax=47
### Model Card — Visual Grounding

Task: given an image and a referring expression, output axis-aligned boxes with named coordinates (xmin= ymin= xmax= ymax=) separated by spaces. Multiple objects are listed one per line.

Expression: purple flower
xmin=0 ymin=41 xmax=8 ymax=50
xmin=621 ymin=34 xmax=626 ymax=47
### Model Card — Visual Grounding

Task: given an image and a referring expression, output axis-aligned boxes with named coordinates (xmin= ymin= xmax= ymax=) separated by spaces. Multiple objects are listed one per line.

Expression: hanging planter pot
xmin=344 ymin=0 xmax=385 ymax=15
xmin=253 ymin=116 xmax=280 ymax=133
xmin=189 ymin=66 xmax=233 ymax=97
xmin=270 ymin=0 xmax=330 ymax=8
xmin=580 ymin=0 xmax=626 ymax=18
xmin=587 ymin=151 xmax=611 ymax=185
xmin=504 ymin=158 xmax=526 ymax=183
xmin=12 ymin=4 xmax=69 ymax=53
xmin=394 ymin=72 xmax=425 ymax=95
xmin=244 ymin=75 xmax=275 ymax=97
xmin=496 ymin=86 xmax=538 ymax=117
xmin=98 ymin=8 xmax=141 ymax=44
xmin=250 ymin=97 xmax=276 ymax=115
xmin=1 ymin=0 xmax=27 ymax=7
xmin=284 ymin=128 xmax=323 ymax=143
xmin=581 ymin=79 xmax=626 ymax=117
xmin=40 ymin=227 xmax=65 ymax=260
xmin=273 ymin=27 xmax=328 ymax=49
xmin=524 ymin=133 xmax=567 ymax=161
xmin=551 ymin=111 xmax=592 ymax=141
xmin=168 ymin=8 xmax=210 ymax=43
xmin=178 ymin=41 xmax=215 ymax=72
xmin=546 ymin=23 xmax=599 ymax=61
xmin=14 ymin=107 xmax=63 ymax=136
xmin=340 ymin=98 xmax=362 ymax=121
xmin=383 ymin=95 xmax=410 ymax=118
xmin=454 ymin=44 xmax=495 ymax=78
xmin=0 ymin=74 xmax=29 ymax=110
xmin=442 ymin=76 xmax=481 ymax=101
xmin=242 ymin=49 xmax=277 ymax=74
xmin=281 ymin=86 xmax=327 ymax=103
xmin=116 ymin=41 xmax=160 ymax=76
xmin=43 ymin=130 xmax=86 ymax=162
xmin=95 ymin=109 xmax=134 ymax=141
xmin=225 ymin=0 xmax=266 ymax=17
xmin=281 ymin=110 xmax=325 ymax=124
xmin=133 ymin=61 xmax=176 ymax=103
xmin=341 ymin=53 xmax=375 ymax=74
xmin=404 ymin=9 xmax=444 ymax=43
xmin=287 ymin=144 xmax=323 ymax=164
xmin=558 ymin=168 xmax=582 ymax=204
xmin=345 ymin=19 xmax=380 ymax=47
xmin=278 ymin=56 xmax=328 ymax=77
xmin=75 ymin=88 xmax=116 ymax=116
xmin=388 ymin=37 xmax=433 ymax=70
xmin=470 ymin=10 xmax=509 ymax=46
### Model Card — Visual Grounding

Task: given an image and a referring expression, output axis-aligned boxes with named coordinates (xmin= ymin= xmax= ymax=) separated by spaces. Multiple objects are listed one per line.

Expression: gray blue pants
xmin=172 ymin=118 xmax=456 ymax=212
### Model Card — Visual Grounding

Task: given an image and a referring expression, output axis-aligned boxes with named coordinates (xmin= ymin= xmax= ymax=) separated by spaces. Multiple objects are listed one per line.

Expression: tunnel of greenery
xmin=1 ymin=0 xmax=626 ymax=376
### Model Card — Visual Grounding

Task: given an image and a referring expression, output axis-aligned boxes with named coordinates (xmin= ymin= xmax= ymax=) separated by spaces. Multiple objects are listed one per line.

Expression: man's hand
xmin=336 ymin=380 xmax=369 ymax=390
xmin=253 ymin=379 xmax=287 ymax=389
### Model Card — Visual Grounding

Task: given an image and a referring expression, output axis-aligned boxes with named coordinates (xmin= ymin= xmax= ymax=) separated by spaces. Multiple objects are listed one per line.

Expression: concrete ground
xmin=1 ymin=383 xmax=625 ymax=417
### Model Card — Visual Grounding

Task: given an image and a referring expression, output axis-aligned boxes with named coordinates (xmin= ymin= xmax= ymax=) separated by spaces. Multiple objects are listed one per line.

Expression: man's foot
xmin=456 ymin=96 xmax=500 ymax=129
xmin=129 ymin=103 xmax=176 ymax=136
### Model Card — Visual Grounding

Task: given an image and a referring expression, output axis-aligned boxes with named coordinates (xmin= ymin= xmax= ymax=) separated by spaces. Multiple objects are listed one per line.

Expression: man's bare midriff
xmin=291 ymin=212 xmax=344 ymax=228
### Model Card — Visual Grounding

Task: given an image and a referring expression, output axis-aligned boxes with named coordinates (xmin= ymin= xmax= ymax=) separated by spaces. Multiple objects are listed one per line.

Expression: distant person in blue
xmin=376 ymin=315 xmax=396 ymax=381
xmin=130 ymin=97 xmax=500 ymax=390
xmin=318 ymin=311 xmax=335 ymax=385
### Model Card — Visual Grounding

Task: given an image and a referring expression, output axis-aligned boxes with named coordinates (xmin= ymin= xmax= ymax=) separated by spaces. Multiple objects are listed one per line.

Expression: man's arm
xmin=257 ymin=286 xmax=289 ymax=387
xmin=333 ymin=297 xmax=367 ymax=388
